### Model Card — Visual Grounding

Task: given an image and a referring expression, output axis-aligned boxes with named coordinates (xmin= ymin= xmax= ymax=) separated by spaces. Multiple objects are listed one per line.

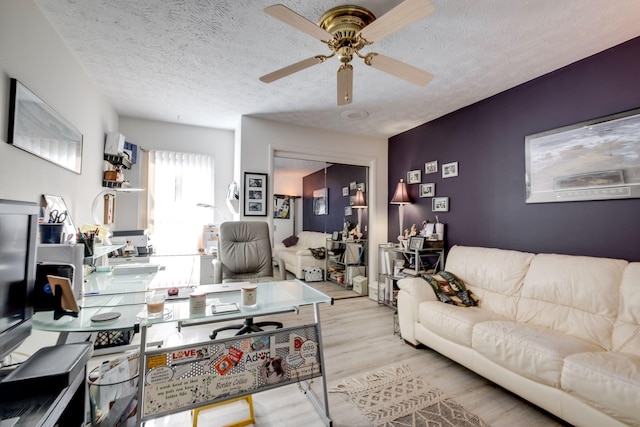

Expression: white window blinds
xmin=145 ymin=150 xmax=214 ymax=255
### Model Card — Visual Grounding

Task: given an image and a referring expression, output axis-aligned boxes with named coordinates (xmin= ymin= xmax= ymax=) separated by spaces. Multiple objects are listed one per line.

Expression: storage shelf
xmin=325 ymin=238 xmax=366 ymax=289
xmin=103 ymin=153 xmax=132 ymax=169
xmin=377 ymin=243 xmax=445 ymax=308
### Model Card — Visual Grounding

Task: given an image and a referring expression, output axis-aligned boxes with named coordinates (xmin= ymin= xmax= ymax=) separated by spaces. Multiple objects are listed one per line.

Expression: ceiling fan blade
xmin=365 ymin=53 xmax=434 ymax=86
xmin=337 ymin=64 xmax=353 ymax=106
xmin=265 ymin=4 xmax=333 ymax=41
xmin=260 ymin=56 xmax=327 ymax=83
xmin=358 ymin=0 xmax=435 ymax=42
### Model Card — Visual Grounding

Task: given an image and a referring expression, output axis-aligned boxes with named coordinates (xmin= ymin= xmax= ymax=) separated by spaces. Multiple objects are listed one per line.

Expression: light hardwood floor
xmin=131 ymin=289 xmax=570 ymax=426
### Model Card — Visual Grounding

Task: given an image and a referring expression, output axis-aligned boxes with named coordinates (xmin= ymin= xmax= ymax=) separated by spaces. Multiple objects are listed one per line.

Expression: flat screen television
xmin=0 ymin=199 xmax=38 ymax=361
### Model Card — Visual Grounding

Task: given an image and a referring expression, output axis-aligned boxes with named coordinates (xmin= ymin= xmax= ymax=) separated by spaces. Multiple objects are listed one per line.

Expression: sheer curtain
xmin=143 ymin=150 xmax=214 ymax=255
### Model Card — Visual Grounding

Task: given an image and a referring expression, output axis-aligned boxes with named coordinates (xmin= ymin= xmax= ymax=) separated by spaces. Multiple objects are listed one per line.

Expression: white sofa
xmin=273 ymin=231 xmax=329 ymax=279
xmin=397 ymin=245 xmax=640 ymax=427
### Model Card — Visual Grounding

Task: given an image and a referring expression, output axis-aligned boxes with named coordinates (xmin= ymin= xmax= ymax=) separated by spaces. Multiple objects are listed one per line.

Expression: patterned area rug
xmin=329 ymin=364 xmax=490 ymax=427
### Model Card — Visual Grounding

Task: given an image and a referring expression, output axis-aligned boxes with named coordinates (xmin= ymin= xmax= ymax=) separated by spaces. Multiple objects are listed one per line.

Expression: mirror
xmin=8 ymin=79 xmax=83 ymax=174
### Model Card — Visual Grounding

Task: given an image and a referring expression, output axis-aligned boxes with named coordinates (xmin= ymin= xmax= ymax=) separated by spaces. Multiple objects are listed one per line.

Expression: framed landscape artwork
xmin=244 ymin=172 xmax=268 ymax=216
xmin=313 ymin=188 xmax=328 ymax=215
xmin=525 ymin=108 xmax=640 ymax=203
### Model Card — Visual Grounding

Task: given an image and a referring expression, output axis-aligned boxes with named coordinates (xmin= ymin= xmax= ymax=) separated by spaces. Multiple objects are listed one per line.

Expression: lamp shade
xmin=353 ymin=189 xmax=367 ymax=208
xmin=390 ymin=179 xmax=411 ymax=204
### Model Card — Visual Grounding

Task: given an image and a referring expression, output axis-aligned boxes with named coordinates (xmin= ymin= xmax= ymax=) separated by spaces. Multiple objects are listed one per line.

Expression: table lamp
xmin=390 ymin=179 xmax=411 ymax=242
xmin=352 ymin=189 xmax=367 ymax=239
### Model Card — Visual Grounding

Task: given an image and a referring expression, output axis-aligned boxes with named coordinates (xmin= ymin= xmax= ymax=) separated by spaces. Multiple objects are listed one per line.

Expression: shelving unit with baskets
xmin=325 ymin=238 xmax=367 ymax=288
xmin=102 ymin=153 xmax=132 ymax=188
xmin=377 ymin=242 xmax=445 ymax=308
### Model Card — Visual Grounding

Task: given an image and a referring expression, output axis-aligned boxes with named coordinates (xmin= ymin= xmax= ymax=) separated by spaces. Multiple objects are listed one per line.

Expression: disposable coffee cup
xmin=189 ymin=290 xmax=206 ymax=315
xmin=435 ymin=223 xmax=445 ymax=240
xmin=241 ymin=285 xmax=257 ymax=307
xmin=146 ymin=293 xmax=166 ymax=318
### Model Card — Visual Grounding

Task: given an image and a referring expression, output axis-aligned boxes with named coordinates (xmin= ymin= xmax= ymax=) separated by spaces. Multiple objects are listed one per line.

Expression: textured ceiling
xmin=35 ymin=0 xmax=640 ymax=138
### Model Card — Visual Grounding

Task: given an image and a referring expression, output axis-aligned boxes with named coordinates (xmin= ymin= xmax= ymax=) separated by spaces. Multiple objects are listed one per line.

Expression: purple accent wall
xmin=388 ymin=37 xmax=640 ymax=261
xmin=303 ymin=164 xmax=367 ymax=236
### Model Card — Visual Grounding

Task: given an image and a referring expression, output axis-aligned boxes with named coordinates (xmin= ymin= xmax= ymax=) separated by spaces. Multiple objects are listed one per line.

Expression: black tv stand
xmin=0 ymin=342 xmax=92 ymax=426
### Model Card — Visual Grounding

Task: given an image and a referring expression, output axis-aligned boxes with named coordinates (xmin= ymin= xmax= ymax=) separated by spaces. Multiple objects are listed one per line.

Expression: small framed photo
xmin=425 ymin=160 xmax=438 ymax=174
xmin=349 ymin=181 xmax=357 ymax=190
xmin=442 ymin=162 xmax=458 ymax=178
xmin=332 ymin=231 xmax=342 ymax=241
xmin=342 ymin=187 xmax=349 ymax=196
xmin=344 ymin=206 xmax=353 ymax=216
xmin=407 ymin=169 xmax=422 ymax=184
xmin=409 ymin=236 xmax=425 ymax=251
xmin=419 ymin=183 xmax=435 ymax=198
xmin=432 ymin=197 xmax=449 ymax=212
xmin=356 ymin=182 xmax=366 ymax=192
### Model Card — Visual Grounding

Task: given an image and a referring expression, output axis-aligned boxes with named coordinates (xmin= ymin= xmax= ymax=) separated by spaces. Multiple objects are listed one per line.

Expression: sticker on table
xmin=146 ymin=366 xmax=174 ymax=385
xmin=300 ymin=339 xmax=318 ymax=362
xmin=147 ymin=354 xmax=168 ymax=370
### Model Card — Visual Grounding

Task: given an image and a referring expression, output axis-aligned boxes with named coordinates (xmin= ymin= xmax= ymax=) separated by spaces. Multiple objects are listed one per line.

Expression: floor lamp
xmin=352 ymin=189 xmax=367 ymax=239
xmin=390 ymin=179 xmax=411 ymax=242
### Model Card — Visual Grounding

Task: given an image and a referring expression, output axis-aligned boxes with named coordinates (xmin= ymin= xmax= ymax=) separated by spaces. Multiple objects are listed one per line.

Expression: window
xmin=145 ymin=150 xmax=214 ymax=255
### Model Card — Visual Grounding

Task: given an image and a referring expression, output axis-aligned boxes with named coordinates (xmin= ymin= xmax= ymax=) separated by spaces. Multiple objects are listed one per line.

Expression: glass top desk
xmin=33 ymin=276 xmax=334 ymax=426
xmin=33 ymin=273 xmax=332 ymax=333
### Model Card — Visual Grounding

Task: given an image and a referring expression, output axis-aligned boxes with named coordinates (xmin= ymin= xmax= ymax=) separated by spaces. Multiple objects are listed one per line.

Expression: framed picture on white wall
xmin=244 ymin=172 xmax=268 ymax=216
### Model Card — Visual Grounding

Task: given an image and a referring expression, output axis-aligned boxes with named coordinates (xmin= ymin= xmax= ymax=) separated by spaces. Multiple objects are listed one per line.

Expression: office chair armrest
xmin=212 ymin=258 xmax=223 ymax=284
xmin=273 ymin=257 xmax=286 ymax=280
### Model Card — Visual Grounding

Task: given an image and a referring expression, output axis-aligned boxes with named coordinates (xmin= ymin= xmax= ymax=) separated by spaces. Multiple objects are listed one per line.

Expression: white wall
xmin=239 ymin=116 xmax=388 ymax=278
xmin=0 ymin=0 xmax=119 ymax=226
xmin=117 ymin=117 xmax=235 ymax=230
xmin=0 ymin=0 xmax=119 ymax=354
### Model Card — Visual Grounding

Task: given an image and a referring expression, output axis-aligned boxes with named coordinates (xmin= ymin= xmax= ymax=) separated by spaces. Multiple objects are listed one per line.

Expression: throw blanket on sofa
xmin=421 ymin=271 xmax=479 ymax=307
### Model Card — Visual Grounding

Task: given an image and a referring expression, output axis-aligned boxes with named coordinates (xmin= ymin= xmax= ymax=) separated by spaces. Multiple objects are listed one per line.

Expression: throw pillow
xmin=282 ymin=235 xmax=299 ymax=247
xmin=309 ymin=247 xmax=326 ymax=260
xmin=421 ymin=271 xmax=478 ymax=307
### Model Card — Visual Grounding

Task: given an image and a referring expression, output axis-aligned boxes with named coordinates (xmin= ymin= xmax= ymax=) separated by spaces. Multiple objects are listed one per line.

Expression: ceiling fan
xmin=259 ymin=0 xmax=435 ymax=106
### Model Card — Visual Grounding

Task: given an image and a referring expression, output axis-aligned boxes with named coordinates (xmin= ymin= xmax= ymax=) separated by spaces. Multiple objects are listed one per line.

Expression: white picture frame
xmin=425 ymin=160 xmax=438 ymax=174
xmin=432 ymin=197 xmax=449 ymax=212
xmin=419 ymin=183 xmax=435 ymax=197
xmin=407 ymin=169 xmax=422 ymax=184
xmin=442 ymin=162 xmax=458 ymax=178
xmin=342 ymin=187 xmax=349 ymax=196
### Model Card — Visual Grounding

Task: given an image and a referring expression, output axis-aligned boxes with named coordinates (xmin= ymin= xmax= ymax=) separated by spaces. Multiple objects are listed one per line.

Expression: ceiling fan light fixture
xmin=337 ymin=63 xmax=353 ymax=105
xmin=260 ymin=0 xmax=436 ymax=105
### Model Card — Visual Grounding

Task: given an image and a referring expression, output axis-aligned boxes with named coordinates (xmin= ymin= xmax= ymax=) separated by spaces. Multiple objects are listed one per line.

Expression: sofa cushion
xmin=421 ymin=271 xmax=478 ymax=307
xmin=517 ymin=253 xmax=628 ymax=350
xmin=473 ymin=320 xmax=602 ymax=387
xmin=282 ymin=235 xmax=298 ymax=247
xmin=444 ymin=246 xmax=534 ymax=320
xmin=419 ymin=301 xmax=505 ymax=347
xmin=561 ymin=351 xmax=640 ymax=425
xmin=612 ymin=262 xmax=640 ymax=355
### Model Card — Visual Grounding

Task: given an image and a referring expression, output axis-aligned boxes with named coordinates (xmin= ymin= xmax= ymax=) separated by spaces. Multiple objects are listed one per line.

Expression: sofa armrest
xmin=397 ymin=277 xmax=437 ymax=345
xmin=295 ymin=249 xmax=313 ymax=256
xmin=398 ymin=277 xmax=437 ymax=303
